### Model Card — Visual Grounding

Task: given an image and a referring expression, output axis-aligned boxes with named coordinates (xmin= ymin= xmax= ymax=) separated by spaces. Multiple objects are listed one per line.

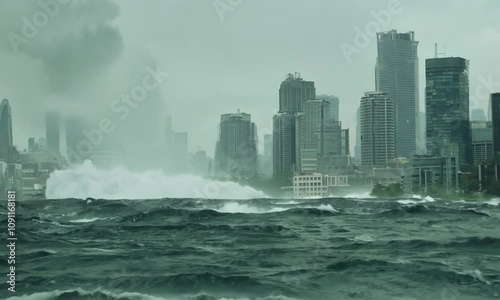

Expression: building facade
xmin=471 ymin=121 xmax=493 ymax=166
xmin=273 ymin=112 xmax=299 ymax=180
xmin=293 ymin=173 xmax=349 ymax=198
xmin=426 ymin=57 xmax=471 ymax=170
xmin=215 ymin=111 xmax=257 ymax=179
xmin=46 ymin=111 xmax=60 ymax=154
xmin=491 ymin=93 xmax=500 ymax=155
xmin=0 ymin=99 xmax=14 ymax=163
xmin=279 ymin=73 xmax=316 ymax=113
xmin=317 ymin=94 xmax=340 ymax=121
xmin=360 ymin=92 xmax=396 ymax=171
xmin=376 ymin=30 xmax=419 ymax=158
xmin=402 ymin=155 xmax=458 ymax=195
xmin=274 ymin=73 xmax=316 ymax=180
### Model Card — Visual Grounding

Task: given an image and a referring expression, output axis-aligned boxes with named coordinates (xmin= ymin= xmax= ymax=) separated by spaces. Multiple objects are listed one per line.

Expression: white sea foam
xmin=68 ymin=217 xmax=110 ymax=223
xmin=215 ymin=202 xmax=288 ymax=214
xmin=422 ymin=196 xmax=435 ymax=203
xmin=304 ymin=204 xmax=339 ymax=213
xmin=345 ymin=191 xmax=375 ymax=199
xmin=485 ymin=198 xmax=500 ymax=206
xmin=45 ymin=160 xmax=267 ymax=200
xmin=397 ymin=199 xmax=419 ymax=205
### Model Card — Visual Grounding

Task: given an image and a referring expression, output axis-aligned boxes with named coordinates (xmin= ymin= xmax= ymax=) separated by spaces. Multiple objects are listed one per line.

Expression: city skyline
xmin=1 ymin=0 xmax=499 ymax=158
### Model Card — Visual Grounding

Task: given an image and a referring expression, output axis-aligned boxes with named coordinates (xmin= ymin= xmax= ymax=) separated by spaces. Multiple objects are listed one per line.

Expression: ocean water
xmin=2 ymin=196 xmax=500 ymax=300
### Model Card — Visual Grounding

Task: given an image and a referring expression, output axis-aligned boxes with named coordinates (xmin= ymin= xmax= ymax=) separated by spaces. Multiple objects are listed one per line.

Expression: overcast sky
xmin=1 ymin=0 xmax=500 ymax=158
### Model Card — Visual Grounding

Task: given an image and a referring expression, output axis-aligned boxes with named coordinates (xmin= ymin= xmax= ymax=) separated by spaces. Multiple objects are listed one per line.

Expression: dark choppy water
xmin=2 ymin=196 xmax=500 ymax=300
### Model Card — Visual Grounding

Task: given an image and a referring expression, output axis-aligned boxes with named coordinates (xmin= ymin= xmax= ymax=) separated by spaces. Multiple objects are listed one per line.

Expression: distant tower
xmin=46 ymin=111 xmax=60 ymax=154
xmin=0 ymin=99 xmax=14 ymax=163
xmin=274 ymin=73 xmax=316 ymax=180
xmin=317 ymin=95 xmax=340 ymax=121
xmin=279 ymin=73 xmax=316 ymax=113
xmin=215 ymin=111 xmax=257 ymax=179
xmin=491 ymin=93 xmax=500 ymax=155
xmin=360 ymin=92 xmax=396 ymax=171
xmin=426 ymin=57 xmax=471 ymax=170
xmin=376 ymin=30 xmax=419 ymax=158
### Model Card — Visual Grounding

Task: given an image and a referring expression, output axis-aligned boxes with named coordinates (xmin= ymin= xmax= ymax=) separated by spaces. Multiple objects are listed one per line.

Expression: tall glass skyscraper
xmin=376 ymin=30 xmax=419 ymax=158
xmin=0 ymin=99 xmax=13 ymax=163
xmin=425 ymin=57 xmax=471 ymax=170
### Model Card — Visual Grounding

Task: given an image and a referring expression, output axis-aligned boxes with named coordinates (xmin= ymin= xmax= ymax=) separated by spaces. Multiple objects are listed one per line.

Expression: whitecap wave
xmin=345 ymin=191 xmax=374 ymax=199
xmin=45 ymin=160 xmax=267 ymax=200
xmin=485 ymin=198 xmax=500 ymax=206
xmin=215 ymin=202 xmax=288 ymax=214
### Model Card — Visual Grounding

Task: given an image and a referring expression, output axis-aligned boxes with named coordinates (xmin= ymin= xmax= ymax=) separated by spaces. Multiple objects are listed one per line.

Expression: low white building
xmin=293 ymin=173 xmax=349 ymax=198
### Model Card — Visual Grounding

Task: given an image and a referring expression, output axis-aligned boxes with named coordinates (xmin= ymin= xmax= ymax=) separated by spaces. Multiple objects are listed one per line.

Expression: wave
xmin=45 ymin=160 xmax=267 ymax=200
xmin=6 ymin=288 xmax=304 ymax=300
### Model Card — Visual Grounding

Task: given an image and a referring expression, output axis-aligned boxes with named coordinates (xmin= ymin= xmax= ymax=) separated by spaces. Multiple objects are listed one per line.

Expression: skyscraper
xmin=215 ymin=111 xmax=257 ymax=179
xmin=273 ymin=112 xmax=299 ymax=180
xmin=46 ymin=111 xmax=60 ymax=154
xmin=0 ymin=99 xmax=13 ymax=163
xmin=317 ymin=95 xmax=340 ymax=121
xmin=491 ymin=93 xmax=500 ymax=155
xmin=426 ymin=57 xmax=471 ymax=170
xmin=279 ymin=73 xmax=316 ymax=113
xmin=376 ymin=30 xmax=419 ymax=158
xmin=274 ymin=73 xmax=316 ymax=180
xmin=360 ymin=92 xmax=395 ymax=170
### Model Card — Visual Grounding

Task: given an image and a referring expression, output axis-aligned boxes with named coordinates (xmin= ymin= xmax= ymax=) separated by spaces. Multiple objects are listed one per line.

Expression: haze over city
xmin=1 ymin=0 xmax=499 ymax=158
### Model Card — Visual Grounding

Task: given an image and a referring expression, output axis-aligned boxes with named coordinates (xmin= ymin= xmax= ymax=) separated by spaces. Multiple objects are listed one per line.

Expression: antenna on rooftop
xmin=435 ymin=43 xmax=446 ymax=58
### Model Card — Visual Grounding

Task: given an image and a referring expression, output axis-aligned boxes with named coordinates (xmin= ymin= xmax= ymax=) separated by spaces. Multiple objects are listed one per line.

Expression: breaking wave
xmin=45 ymin=160 xmax=267 ymax=200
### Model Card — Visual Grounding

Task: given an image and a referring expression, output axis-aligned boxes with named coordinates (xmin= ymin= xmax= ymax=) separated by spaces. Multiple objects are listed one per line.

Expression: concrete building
xmin=402 ymin=155 xmax=458 ymax=195
xmin=279 ymin=73 xmax=316 ymax=113
xmin=491 ymin=93 xmax=500 ymax=155
xmin=0 ymin=99 xmax=14 ymax=163
xmin=317 ymin=95 xmax=340 ymax=121
xmin=376 ymin=30 xmax=419 ymax=158
xmin=426 ymin=57 xmax=471 ymax=170
xmin=273 ymin=112 xmax=300 ymax=180
xmin=293 ymin=173 xmax=349 ymax=198
xmin=274 ymin=73 xmax=316 ymax=181
xmin=215 ymin=111 xmax=257 ymax=179
xmin=46 ymin=111 xmax=61 ymax=154
xmin=360 ymin=91 xmax=396 ymax=171
xmin=471 ymin=121 xmax=493 ymax=166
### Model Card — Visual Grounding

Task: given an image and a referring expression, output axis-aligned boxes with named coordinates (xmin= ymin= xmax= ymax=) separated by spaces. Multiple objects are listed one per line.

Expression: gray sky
xmin=1 ymin=0 xmax=499 ymax=158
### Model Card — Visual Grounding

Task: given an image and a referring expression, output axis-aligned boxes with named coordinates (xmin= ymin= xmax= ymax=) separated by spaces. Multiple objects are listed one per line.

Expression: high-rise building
xmin=491 ymin=93 xmax=500 ymax=156
xmin=274 ymin=73 xmax=316 ymax=181
xmin=273 ymin=112 xmax=299 ymax=180
xmin=471 ymin=121 xmax=493 ymax=166
xmin=0 ymin=99 xmax=14 ymax=163
xmin=355 ymin=108 xmax=361 ymax=164
xmin=46 ymin=111 xmax=60 ymax=154
xmin=215 ymin=111 xmax=257 ymax=179
xmin=279 ymin=73 xmax=316 ymax=113
xmin=376 ymin=30 xmax=419 ymax=158
xmin=341 ymin=129 xmax=350 ymax=156
xmin=317 ymin=95 xmax=340 ymax=121
xmin=360 ymin=92 xmax=396 ymax=170
xmin=426 ymin=57 xmax=471 ymax=170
